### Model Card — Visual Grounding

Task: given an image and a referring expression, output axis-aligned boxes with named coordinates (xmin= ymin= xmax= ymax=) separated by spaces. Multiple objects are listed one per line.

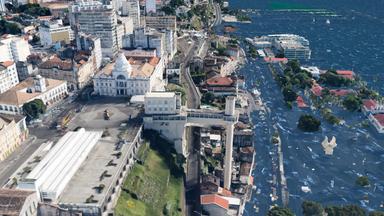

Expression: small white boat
xmin=326 ymin=19 xmax=331 ymax=24
xmin=301 ymin=186 xmax=311 ymax=193
xmin=252 ymin=88 xmax=261 ymax=97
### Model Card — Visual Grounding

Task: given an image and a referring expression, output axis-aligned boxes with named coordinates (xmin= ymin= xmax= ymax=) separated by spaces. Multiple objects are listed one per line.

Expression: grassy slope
xmin=115 ymin=144 xmax=182 ymax=216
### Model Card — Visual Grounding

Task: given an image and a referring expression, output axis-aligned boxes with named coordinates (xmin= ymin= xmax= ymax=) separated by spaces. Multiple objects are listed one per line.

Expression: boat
xmin=321 ymin=136 xmax=337 ymax=155
xmin=326 ymin=19 xmax=331 ymax=24
xmin=252 ymin=88 xmax=261 ymax=97
xmin=301 ymin=186 xmax=311 ymax=193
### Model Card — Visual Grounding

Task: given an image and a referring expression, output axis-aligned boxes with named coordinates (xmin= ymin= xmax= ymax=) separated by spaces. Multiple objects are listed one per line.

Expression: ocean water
xmin=217 ymin=0 xmax=384 ymax=215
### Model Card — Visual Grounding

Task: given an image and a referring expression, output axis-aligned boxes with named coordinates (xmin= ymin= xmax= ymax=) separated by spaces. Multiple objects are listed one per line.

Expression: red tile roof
xmin=336 ymin=70 xmax=355 ymax=80
xmin=373 ymin=113 xmax=384 ymax=126
xmin=219 ymin=188 xmax=232 ymax=197
xmin=363 ymin=99 xmax=377 ymax=110
xmin=330 ymin=89 xmax=353 ymax=97
xmin=264 ymin=57 xmax=288 ymax=63
xmin=0 ymin=61 xmax=14 ymax=68
xmin=206 ymin=76 xmax=234 ymax=86
xmin=311 ymin=84 xmax=323 ymax=96
xmin=200 ymin=194 xmax=229 ymax=209
xmin=39 ymin=56 xmax=72 ymax=70
xmin=296 ymin=96 xmax=308 ymax=108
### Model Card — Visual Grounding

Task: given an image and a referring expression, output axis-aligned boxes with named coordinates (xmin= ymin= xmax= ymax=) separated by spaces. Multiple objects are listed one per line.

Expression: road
xmin=0 ymin=93 xmax=81 ymax=187
xmin=212 ymin=3 xmax=222 ymax=27
xmin=179 ymin=36 xmax=204 ymax=215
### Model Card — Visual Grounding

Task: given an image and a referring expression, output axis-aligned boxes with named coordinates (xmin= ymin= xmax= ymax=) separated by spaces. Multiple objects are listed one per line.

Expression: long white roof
xmin=25 ymin=128 xmax=102 ymax=201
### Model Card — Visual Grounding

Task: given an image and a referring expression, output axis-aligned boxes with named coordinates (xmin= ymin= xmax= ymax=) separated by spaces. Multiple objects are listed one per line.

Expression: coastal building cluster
xmin=0 ymin=0 xmax=256 ymax=215
xmin=246 ymin=34 xmax=311 ymax=60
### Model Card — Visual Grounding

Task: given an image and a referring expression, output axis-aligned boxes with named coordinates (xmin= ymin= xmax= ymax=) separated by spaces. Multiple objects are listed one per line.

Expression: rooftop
xmin=0 ymin=114 xmax=25 ymax=130
xmin=336 ymin=70 xmax=355 ymax=80
xmin=21 ymin=129 xmax=103 ymax=201
xmin=373 ymin=113 xmax=384 ymax=126
xmin=59 ymin=120 xmax=142 ymax=206
xmin=200 ymin=194 xmax=229 ymax=210
xmin=145 ymin=92 xmax=176 ymax=98
xmin=0 ymin=77 xmax=66 ymax=106
xmin=206 ymin=76 xmax=233 ymax=87
xmin=0 ymin=189 xmax=35 ymax=216
xmin=0 ymin=61 xmax=15 ymax=68
xmin=363 ymin=99 xmax=377 ymax=110
xmin=97 ymin=54 xmax=160 ymax=79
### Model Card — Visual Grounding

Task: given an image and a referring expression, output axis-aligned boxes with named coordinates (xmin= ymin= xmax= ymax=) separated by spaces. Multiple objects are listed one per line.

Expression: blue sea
xmin=217 ymin=0 xmax=384 ymax=215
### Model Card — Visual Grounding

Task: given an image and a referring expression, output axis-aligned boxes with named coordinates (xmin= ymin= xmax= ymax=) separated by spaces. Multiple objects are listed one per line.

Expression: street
xmin=178 ymin=30 xmax=206 ymax=216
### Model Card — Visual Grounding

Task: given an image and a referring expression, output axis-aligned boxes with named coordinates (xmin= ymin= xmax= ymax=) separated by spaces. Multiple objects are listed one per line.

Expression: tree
xmin=22 ymin=99 xmax=47 ymax=121
xmin=298 ymin=114 xmax=321 ymax=132
xmin=282 ymin=87 xmax=297 ymax=102
xmin=356 ymin=176 xmax=370 ymax=187
xmin=319 ymin=70 xmax=352 ymax=87
xmin=369 ymin=211 xmax=384 ymax=216
xmin=302 ymin=200 xmax=324 ymax=216
xmin=342 ymin=94 xmax=362 ymax=111
xmin=325 ymin=205 xmax=365 ymax=216
xmin=287 ymin=60 xmax=301 ymax=73
xmin=202 ymin=92 xmax=215 ymax=104
xmin=267 ymin=206 xmax=295 ymax=216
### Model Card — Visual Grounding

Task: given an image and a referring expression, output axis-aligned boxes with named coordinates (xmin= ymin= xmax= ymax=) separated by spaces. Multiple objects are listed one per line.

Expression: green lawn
xmin=115 ymin=143 xmax=182 ymax=216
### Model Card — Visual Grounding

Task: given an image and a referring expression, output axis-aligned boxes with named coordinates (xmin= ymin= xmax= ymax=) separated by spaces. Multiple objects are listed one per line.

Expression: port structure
xmin=144 ymin=96 xmax=238 ymax=189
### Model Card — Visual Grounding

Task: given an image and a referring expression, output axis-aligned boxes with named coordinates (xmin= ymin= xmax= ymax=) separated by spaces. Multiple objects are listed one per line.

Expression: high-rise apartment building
xmin=121 ymin=0 xmax=141 ymax=28
xmin=0 ymin=35 xmax=31 ymax=62
xmin=0 ymin=61 xmax=19 ymax=94
xmin=69 ymin=1 xmax=119 ymax=58
xmin=39 ymin=20 xmax=74 ymax=47
xmin=145 ymin=0 xmax=156 ymax=14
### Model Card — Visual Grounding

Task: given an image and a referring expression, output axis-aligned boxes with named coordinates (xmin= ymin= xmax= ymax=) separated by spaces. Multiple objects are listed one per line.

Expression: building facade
xmin=16 ymin=61 xmax=38 ymax=81
xmin=144 ymin=92 xmax=181 ymax=115
xmin=0 ymin=61 xmax=19 ymax=94
xmin=144 ymin=16 xmax=177 ymax=30
xmin=0 ymin=35 xmax=31 ymax=62
xmin=0 ymin=189 xmax=38 ymax=216
xmin=69 ymin=1 xmax=119 ymax=58
xmin=77 ymin=33 xmax=103 ymax=70
xmin=122 ymin=27 xmax=164 ymax=57
xmin=39 ymin=20 xmax=74 ymax=47
xmin=38 ymin=52 xmax=97 ymax=90
xmin=93 ymin=53 xmax=165 ymax=96
xmin=0 ymin=76 xmax=67 ymax=115
xmin=145 ymin=0 xmax=156 ymax=14
xmin=0 ymin=114 xmax=28 ymax=161
xmin=121 ymin=0 xmax=141 ymax=27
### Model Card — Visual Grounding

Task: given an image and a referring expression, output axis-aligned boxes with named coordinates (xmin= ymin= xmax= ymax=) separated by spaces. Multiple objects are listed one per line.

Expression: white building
xmin=77 ymin=33 xmax=103 ymax=70
xmin=145 ymin=0 xmax=156 ymax=14
xmin=93 ymin=53 xmax=165 ymax=96
xmin=39 ymin=20 xmax=74 ymax=47
xmin=69 ymin=1 xmax=119 ymax=58
xmin=122 ymin=27 xmax=176 ymax=59
xmin=121 ymin=0 xmax=141 ymax=28
xmin=0 ymin=75 xmax=67 ymax=115
xmin=18 ymin=129 xmax=103 ymax=202
xmin=0 ymin=61 xmax=19 ymax=94
xmin=0 ymin=0 xmax=5 ymax=12
xmin=122 ymin=27 xmax=164 ymax=57
xmin=0 ymin=35 xmax=31 ymax=62
xmin=144 ymin=92 xmax=181 ymax=115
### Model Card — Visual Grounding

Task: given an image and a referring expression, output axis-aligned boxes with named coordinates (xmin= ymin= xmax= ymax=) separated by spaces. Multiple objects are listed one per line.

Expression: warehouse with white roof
xmin=18 ymin=129 xmax=103 ymax=202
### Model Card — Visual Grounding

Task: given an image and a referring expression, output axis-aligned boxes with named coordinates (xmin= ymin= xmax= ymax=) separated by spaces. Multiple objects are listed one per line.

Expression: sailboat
xmin=321 ymin=136 xmax=337 ymax=155
xmin=312 ymin=18 xmax=316 ymax=23
xmin=326 ymin=19 xmax=331 ymax=25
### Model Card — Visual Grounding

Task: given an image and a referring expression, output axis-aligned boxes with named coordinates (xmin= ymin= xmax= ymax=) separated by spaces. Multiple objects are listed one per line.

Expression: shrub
xmin=298 ymin=114 xmax=321 ymax=132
